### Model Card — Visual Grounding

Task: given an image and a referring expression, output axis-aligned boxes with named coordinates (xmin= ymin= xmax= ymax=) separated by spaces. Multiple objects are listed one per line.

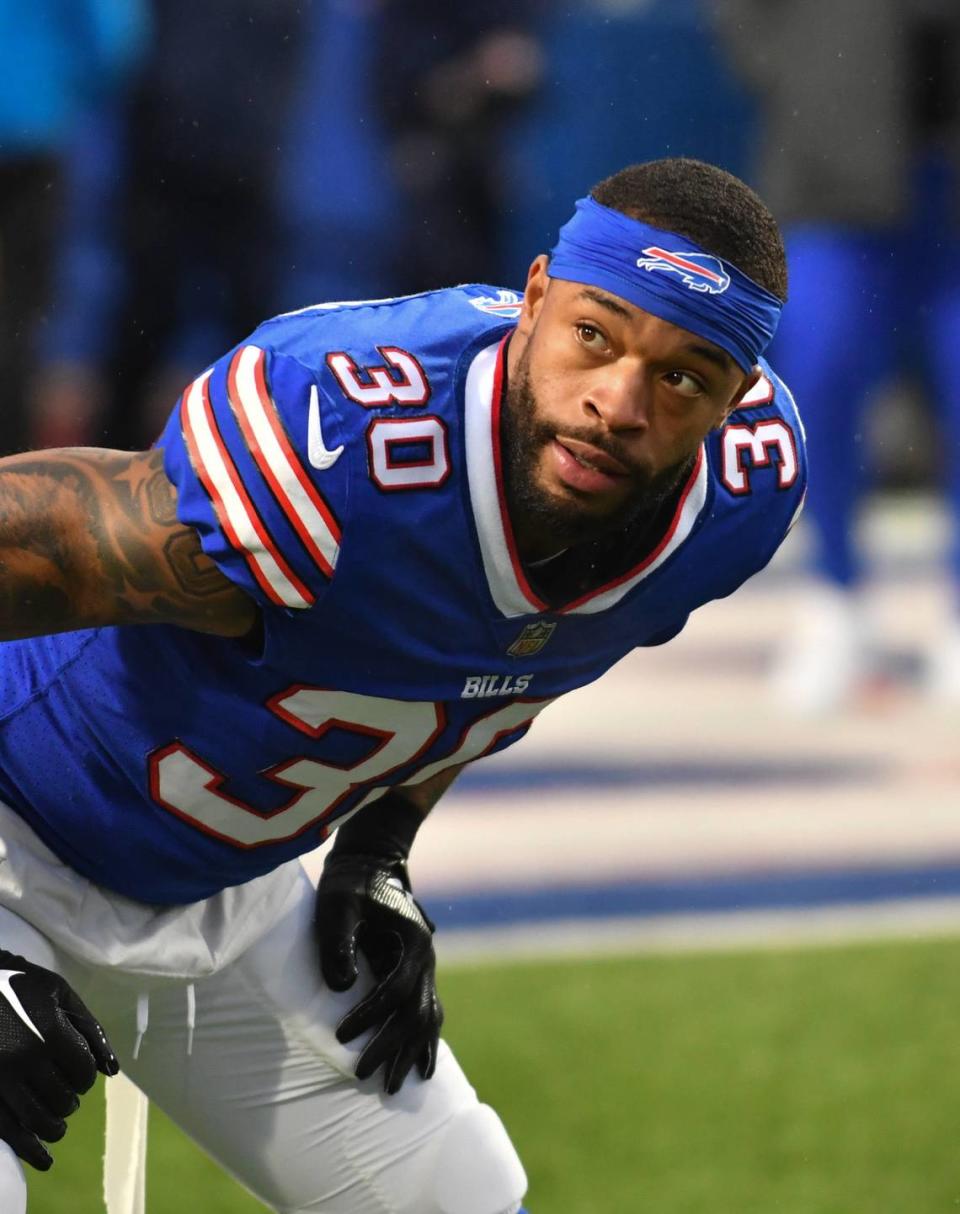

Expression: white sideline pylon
xmin=103 ymin=1072 xmax=148 ymax=1214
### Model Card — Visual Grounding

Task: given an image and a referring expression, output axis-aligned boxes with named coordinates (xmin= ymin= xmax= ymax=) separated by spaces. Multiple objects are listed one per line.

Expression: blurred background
xmin=7 ymin=1 xmax=960 ymax=1211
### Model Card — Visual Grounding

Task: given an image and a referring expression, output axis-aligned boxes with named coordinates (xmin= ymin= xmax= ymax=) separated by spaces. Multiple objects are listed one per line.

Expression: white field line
xmin=435 ymin=896 xmax=960 ymax=967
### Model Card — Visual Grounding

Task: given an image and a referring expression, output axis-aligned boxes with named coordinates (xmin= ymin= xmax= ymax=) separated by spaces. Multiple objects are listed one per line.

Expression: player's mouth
xmin=550 ymin=437 xmax=632 ymax=496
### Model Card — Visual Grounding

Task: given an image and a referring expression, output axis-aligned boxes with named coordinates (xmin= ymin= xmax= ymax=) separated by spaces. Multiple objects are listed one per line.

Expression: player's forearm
xmin=0 ymin=447 xmax=256 ymax=639
xmin=331 ymin=766 xmax=464 ymax=862
xmin=396 ymin=764 xmax=465 ymax=816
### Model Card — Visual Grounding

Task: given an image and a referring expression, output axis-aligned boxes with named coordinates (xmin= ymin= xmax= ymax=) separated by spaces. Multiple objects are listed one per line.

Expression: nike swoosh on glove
xmin=0 ymin=949 xmax=119 ymax=1170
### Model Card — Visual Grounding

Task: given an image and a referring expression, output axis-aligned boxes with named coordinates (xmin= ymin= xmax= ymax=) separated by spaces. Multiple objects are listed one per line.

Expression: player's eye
xmin=662 ymin=370 xmax=705 ymax=398
xmin=575 ymin=323 xmax=611 ymax=354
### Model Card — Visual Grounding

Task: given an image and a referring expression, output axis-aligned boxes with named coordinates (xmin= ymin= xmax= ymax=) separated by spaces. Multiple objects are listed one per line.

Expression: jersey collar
xmin=464 ymin=336 xmax=709 ymax=618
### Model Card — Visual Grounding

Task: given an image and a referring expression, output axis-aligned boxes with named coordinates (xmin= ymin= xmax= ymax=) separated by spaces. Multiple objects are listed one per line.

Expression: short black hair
xmin=591 ymin=158 xmax=788 ymax=302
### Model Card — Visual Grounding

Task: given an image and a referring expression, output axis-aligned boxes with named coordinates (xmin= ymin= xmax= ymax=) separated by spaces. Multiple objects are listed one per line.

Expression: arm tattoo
xmin=0 ymin=447 xmax=256 ymax=639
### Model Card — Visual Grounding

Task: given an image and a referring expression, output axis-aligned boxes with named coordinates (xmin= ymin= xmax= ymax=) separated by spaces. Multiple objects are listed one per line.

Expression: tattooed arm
xmin=0 ymin=447 xmax=257 ymax=639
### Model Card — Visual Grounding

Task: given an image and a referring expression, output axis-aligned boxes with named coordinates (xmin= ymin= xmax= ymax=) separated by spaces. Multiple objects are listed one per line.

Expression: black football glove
xmin=315 ymin=792 xmax=442 ymax=1095
xmin=0 ymin=948 xmax=119 ymax=1170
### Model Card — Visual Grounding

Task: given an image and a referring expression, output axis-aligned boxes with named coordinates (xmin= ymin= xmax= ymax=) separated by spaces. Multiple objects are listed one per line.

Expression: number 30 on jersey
xmin=326 ymin=346 xmax=450 ymax=491
xmin=149 ymin=689 xmax=547 ymax=848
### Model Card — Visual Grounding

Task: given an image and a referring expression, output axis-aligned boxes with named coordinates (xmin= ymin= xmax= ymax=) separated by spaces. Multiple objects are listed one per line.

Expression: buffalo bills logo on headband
xmin=549 ymin=198 xmax=781 ymax=369
xmin=635 ymin=246 xmax=731 ymax=295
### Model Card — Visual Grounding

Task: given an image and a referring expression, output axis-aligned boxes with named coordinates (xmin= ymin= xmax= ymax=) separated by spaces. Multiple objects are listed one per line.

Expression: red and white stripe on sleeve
xmin=225 ymin=345 xmax=341 ymax=579
xmin=179 ymin=355 xmax=334 ymax=610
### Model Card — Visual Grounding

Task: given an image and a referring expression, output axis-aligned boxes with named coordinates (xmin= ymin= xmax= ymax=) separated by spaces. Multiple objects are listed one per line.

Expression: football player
xmin=0 ymin=157 xmax=803 ymax=1213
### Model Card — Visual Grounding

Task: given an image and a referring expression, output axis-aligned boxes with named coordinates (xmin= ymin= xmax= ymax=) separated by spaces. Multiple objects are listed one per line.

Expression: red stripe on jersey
xmin=180 ymin=377 xmax=316 ymax=608
xmin=225 ymin=350 xmax=337 ymax=579
xmin=236 ymin=347 xmax=342 ymax=576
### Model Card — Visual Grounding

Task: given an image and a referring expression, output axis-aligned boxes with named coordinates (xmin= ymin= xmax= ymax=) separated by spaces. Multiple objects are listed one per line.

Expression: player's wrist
xmin=326 ymin=791 xmax=425 ymax=873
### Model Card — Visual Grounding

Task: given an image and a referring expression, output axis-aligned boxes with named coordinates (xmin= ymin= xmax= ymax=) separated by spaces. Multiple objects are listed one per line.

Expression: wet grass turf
xmin=29 ymin=936 xmax=960 ymax=1212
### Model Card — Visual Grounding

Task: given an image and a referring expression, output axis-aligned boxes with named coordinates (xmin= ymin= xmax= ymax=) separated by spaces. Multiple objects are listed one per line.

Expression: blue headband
xmin=548 ymin=196 xmax=782 ymax=373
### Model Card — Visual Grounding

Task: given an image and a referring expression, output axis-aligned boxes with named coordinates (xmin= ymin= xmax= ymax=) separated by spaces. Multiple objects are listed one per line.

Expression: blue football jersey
xmin=0 ymin=286 xmax=806 ymax=904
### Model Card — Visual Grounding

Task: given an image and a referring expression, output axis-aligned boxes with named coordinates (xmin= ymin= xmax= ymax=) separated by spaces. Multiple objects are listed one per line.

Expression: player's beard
xmin=501 ymin=349 xmax=695 ymax=556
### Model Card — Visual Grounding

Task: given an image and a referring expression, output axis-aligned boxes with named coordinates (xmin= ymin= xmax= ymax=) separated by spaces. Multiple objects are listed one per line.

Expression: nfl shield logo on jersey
xmin=507 ymin=621 xmax=556 ymax=658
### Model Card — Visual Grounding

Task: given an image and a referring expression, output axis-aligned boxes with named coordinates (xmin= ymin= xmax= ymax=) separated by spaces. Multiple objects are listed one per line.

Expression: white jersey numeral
xmin=720 ymin=419 xmax=798 ymax=495
xmin=367 ymin=417 xmax=450 ymax=490
xmin=149 ymin=690 xmax=546 ymax=848
xmin=326 ymin=347 xmax=430 ymax=407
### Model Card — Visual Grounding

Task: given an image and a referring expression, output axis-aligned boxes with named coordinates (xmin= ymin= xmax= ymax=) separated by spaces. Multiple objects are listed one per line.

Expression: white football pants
xmin=0 ymin=803 xmax=527 ymax=1214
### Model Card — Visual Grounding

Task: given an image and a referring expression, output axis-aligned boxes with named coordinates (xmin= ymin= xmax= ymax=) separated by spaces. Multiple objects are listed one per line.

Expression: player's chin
xmin=545 ymin=477 xmax=634 ymax=521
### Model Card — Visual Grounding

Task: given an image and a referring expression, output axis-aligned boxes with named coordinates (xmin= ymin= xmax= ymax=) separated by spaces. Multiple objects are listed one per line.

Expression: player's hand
xmin=0 ymin=948 xmax=119 ymax=1170
xmin=315 ymin=853 xmax=442 ymax=1095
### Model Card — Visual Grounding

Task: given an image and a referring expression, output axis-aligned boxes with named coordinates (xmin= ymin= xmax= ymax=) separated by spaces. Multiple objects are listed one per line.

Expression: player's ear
xmin=716 ymin=365 xmax=763 ymax=426
xmin=515 ymin=255 xmax=550 ymax=337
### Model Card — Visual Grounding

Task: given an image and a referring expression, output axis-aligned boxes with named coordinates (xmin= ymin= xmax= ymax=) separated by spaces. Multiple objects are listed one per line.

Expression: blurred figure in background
xmin=31 ymin=0 xmax=306 ymax=451
xmin=273 ymin=0 xmax=403 ymax=311
xmin=34 ymin=0 xmax=545 ymax=450
xmin=714 ymin=0 xmax=960 ymax=712
xmin=374 ymin=1 xmax=544 ymax=290
xmin=0 ymin=0 xmax=146 ymax=455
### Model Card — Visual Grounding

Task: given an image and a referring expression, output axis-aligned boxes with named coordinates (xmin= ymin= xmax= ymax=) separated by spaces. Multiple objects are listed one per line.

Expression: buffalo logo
xmin=635 ymin=246 xmax=731 ymax=295
xmin=470 ymin=290 xmax=523 ymax=318
xmin=507 ymin=621 xmax=556 ymax=658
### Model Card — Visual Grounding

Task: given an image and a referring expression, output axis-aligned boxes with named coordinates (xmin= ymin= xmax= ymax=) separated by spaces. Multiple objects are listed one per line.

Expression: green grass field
xmin=28 ymin=935 xmax=960 ymax=1213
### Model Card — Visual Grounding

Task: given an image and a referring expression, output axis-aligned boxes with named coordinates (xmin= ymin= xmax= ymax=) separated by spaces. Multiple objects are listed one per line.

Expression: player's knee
xmin=0 ymin=1141 xmax=27 ymax=1214
xmin=433 ymin=1103 xmax=527 ymax=1214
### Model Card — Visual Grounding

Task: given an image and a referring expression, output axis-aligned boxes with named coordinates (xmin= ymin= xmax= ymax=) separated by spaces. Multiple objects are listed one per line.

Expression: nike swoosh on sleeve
xmin=307 ymin=385 xmax=345 ymax=470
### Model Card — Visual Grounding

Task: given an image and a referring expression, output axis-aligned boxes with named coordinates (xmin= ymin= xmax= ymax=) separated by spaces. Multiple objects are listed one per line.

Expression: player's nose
xmin=581 ymin=361 xmax=650 ymax=431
